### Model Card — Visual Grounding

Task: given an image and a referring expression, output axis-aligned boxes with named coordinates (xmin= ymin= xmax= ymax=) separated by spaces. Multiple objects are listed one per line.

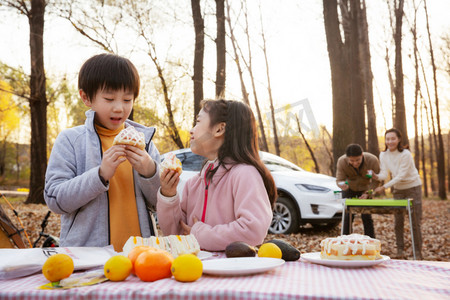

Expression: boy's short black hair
xmin=78 ymin=53 xmax=140 ymax=101
xmin=346 ymin=144 xmax=363 ymax=157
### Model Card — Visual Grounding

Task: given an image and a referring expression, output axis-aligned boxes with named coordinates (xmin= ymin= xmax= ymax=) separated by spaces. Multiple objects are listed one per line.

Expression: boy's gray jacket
xmin=44 ymin=110 xmax=160 ymax=248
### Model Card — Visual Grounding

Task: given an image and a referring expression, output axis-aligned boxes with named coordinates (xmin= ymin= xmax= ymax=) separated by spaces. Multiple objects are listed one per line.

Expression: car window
xmin=175 ymin=152 xmax=205 ymax=171
xmin=262 ymin=155 xmax=303 ymax=172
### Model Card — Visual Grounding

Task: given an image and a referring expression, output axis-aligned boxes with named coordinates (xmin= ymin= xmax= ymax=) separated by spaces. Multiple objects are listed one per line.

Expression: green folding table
xmin=341 ymin=198 xmax=417 ymax=260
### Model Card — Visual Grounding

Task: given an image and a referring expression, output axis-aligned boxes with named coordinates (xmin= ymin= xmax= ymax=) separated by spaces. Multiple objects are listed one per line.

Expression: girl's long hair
xmin=384 ymin=128 xmax=408 ymax=152
xmin=201 ymin=99 xmax=277 ymax=208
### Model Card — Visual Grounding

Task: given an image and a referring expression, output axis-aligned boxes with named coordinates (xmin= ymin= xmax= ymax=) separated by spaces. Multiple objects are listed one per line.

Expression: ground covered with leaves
xmin=1 ymin=198 xmax=448 ymax=261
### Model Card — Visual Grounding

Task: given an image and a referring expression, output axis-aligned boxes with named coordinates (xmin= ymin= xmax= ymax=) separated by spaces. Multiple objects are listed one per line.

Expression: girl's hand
xmin=124 ymin=145 xmax=156 ymax=177
xmin=180 ymin=216 xmax=198 ymax=235
xmin=99 ymin=145 xmax=127 ymax=181
xmin=160 ymin=168 xmax=180 ymax=197
xmin=371 ymin=172 xmax=379 ymax=180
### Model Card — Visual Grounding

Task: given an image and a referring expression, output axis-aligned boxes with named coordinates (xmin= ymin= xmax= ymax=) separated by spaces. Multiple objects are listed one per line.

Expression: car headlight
xmin=295 ymin=184 xmax=331 ymax=193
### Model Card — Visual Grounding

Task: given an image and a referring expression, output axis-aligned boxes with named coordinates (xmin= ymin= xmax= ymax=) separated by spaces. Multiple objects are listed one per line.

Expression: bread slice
xmin=113 ymin=126 xmax=145 ymax=150
xmin=123 ymin=234 xmax=200 ymax=258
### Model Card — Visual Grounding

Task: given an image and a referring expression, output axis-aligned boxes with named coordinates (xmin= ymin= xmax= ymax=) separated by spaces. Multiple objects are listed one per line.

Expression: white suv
xmin=161 ymin=148 xmax=342 ymax=234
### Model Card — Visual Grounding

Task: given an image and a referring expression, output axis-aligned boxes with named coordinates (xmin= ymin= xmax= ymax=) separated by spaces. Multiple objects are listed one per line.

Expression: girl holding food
xmin=157 ymin=99 xmax=277 ymax=251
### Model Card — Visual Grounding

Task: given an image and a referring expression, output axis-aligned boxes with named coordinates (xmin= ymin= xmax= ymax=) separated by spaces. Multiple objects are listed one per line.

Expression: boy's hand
xmin=99 ymin=145 xmax=127 ymax=181
xmin=160 ymin=168 xmax=180 ymax=197
xmin=124 ymin=146 xmax=156 ymax=177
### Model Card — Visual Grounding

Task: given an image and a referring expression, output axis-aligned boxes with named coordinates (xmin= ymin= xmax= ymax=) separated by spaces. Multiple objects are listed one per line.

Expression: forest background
xmin=0 ymin=0 xmax=448 ymax=204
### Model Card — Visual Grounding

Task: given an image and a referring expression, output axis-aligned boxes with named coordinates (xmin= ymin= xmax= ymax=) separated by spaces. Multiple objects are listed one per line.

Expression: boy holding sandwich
xmin=44 ymin=53 xmax=160 ymax=252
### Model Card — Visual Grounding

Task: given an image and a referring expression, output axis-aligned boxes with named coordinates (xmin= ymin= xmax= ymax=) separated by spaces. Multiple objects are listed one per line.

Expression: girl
xmin=373 ymin=128 xmax=422 ymax=259
xmin=157 ymin=99 xmax=277 ymax=251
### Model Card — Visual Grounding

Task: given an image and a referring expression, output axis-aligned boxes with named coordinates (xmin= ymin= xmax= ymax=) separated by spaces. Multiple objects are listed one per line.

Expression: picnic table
xmin=0 ymin=252 xmax=448 ymax=300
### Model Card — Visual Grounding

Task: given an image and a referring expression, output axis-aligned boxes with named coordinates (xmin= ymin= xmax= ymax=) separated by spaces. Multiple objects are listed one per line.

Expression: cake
xmin=113 ymin=126 xmax=146 ymax=150
xmin=160 ymin=152 xmax=182 ymax=175
xmin=122 ymin=234 xmax=200 ymax=258
xmin=320 ymin=234 xmax=382 ymax=260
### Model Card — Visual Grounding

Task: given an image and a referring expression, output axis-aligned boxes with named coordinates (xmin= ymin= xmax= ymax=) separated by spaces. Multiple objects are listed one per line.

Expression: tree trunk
xmin=191 ymin=0 xmax=204 ymax=126
xmin=215 ymin=0 xmax=226 ymax=99
xmin=225 ymin=0 xmax=249 ymax=105
xmin=348 ymin=0 xmax=365 ymax=148
xmin=323 ymin=0 xmax=352 ymax=163
xmin=393 ymin=0 xmax=408 ymax=141
xmin=420 ymin=101 xmax=428 ymax=197
xmin=26 ymin=0 xmax=47 ymax=204
xmin=385 ymin=47 xmax=396 ymax=125
xmin=260 ymin=20 xmax=280 ymax=156
xmin=296 ymin=115 xmax=319 ymax=173
xmin=0 ymin=139 xmax=6 ymax=177
xmin=423 ymin=0 xmax=446 ymax=199
xmin=156 ymin=61 xmax=184 ymax=149
xmin=321 ymin=126 xmax=335 ymax=176
xmin=448 ymin=130 xmax=450 ymax=191
xmin=15 ymin=142 xmax=21 ymax=183
xmin=359 ymin=0 xmax=379 ymax=156
xmin=243 ymin=2 xmax=268 ymax=152
xmin=418 ymin=48 xmax=440 ymax=194
xmin=411 ymin=0 xmax=420 ymax=170
xmin=425 ymin=103 xmax=436 ymax=195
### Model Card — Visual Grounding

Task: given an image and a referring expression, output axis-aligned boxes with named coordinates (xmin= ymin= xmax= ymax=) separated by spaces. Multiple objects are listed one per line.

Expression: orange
xmin=135 ymin=249 xmax=174 ymax=282
xmin=128 ymin=246 xmax=155 ymax=275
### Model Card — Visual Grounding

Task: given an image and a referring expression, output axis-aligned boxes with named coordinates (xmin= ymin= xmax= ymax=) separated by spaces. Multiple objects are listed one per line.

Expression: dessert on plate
xmin=123 ymin=234 xmax=200 ymax=258
xmin=113 ymin=126 xmax=146 ymax=150
xmin=320 ymin=234 xmax=381 ymax=260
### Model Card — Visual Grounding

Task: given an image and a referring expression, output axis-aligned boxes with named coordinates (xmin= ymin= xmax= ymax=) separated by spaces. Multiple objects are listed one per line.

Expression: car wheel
xmin=269 ymin=197 xmax=300 ymax=234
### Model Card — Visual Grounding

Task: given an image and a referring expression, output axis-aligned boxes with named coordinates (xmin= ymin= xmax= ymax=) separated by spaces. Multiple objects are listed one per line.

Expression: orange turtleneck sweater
xmin=95 ymin=123 xmax=141 ymax=252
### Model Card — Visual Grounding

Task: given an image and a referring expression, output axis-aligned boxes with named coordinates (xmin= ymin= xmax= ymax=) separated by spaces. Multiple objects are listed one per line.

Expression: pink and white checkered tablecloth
xmin=0 ymin=256 xmax=448 ymax=300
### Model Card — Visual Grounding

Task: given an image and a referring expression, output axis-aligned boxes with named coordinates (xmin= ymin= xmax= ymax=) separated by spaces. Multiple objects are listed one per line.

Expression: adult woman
xmin=373 ymin=128 xmax=422 ymax=259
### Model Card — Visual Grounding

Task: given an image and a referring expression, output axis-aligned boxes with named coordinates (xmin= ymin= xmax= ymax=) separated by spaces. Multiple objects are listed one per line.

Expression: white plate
xmin=202 ymin=257 xmax=285 ymax=276
xmin=197 ymin=250 xmax=213 ymax=260
xmin=301 ymin=252 xmax=390 ymax=268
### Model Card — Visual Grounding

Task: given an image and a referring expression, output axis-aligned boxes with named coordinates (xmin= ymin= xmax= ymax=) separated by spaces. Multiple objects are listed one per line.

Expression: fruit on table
xmin=128 ymin=245 xmax=155 ymax=275
xmin=104 ymin=255 xmax=132 ymax=282
xmin=135 ymin=249 xmax=174 ymax=282
xmin=225 ymin=241 xmax=257 ymax=258
xmin=257 ymin=242 xmax=282 ymax=259
xmin=42 ymin=253 xmax=74 ymax=282
xmin=171 ymin=254 xmax=203 ymax=282
xmin=266 ymin=239 xmax=300 ymax=261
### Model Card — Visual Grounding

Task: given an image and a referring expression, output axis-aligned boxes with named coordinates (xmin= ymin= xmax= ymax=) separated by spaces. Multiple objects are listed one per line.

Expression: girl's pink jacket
xmin=157 ymin=161 xmax=273 ymax=251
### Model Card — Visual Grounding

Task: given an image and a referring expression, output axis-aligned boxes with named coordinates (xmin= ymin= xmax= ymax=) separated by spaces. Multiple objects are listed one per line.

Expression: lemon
xmin=104 ymin=255 xmax=132 ymax=282
xmin=258 ymin=243 xmax=282 ymax=259
xmin=42 ymin=253 xmax=74 ymax=282
xmin=171 ymin=254 xmax=203 ymax=282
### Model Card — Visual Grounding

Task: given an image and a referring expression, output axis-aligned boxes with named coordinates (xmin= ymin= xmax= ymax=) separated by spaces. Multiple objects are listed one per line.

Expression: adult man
xmin=336 ymin=144 xmax=380 ymax=238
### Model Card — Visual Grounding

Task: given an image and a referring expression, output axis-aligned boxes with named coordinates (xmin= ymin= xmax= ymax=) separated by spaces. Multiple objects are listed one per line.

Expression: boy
xmin=44 ymin=54 xmax=160 ymax=252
